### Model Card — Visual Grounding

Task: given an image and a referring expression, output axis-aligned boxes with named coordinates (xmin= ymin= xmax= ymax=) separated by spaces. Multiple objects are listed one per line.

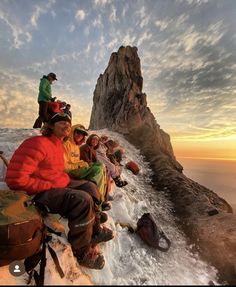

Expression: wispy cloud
xmin=75 ymin=9 xmax=86 ymax=21
xmin=92 ymin=14 xmax=103 ymax=28
xmin=176 ymin=0 xmax=209 ymax=7
xmin=109 ymin=5 xmax=118 ymax=23
xmin=98 ymin=35 xmax=105 ymax=46
xmin=155 ymin=19 xmax=170 ymax=31
xmin=0 ymin=11 xmax=31 ymax=49
xmin=135 ymin=5 xmax=145 ymax=19
xmin=84 ymin=42 xmax=92 ymax=57
xmin=140 ymin=16 xmax=150 ymax=28
xmin=94 ymin=48 xmax=106 ymax=65
xmin=94 ymin=0 xmax=112 ymax=7
xmin=0 ymin=0 xmax=56 ymax=49
xmin=121 ymin=2 xmax=129 ymax=18
xmin=107 ymin=38 xmax=118 ymax=49
xmin=175 ymin=13 xmax=189 ymax=28
xmin=116 ymin=29 xmax=136 ymax=46
xmin=30 ymin=0 xmax=56 ymax=28
xmin=137 ymin=31 xmax=152 ymax=47
xmin=28 ymin=51 xmax=82 ymax=74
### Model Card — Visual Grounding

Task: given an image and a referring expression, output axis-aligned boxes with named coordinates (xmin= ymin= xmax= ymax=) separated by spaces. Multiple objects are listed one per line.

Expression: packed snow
xmin=0 ymin=128 xmax=219 ymax=285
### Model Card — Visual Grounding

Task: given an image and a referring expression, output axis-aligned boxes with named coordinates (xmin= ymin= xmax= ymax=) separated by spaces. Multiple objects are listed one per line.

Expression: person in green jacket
xmin=33 ymin=72 xmax=57 ymax=128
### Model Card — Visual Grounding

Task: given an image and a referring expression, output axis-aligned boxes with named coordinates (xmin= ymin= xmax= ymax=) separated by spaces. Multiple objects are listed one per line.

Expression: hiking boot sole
xmin=78 ymin=257 xmax=105 ymax=270
xmin=91 ymin=232 xmax=114 ymax=245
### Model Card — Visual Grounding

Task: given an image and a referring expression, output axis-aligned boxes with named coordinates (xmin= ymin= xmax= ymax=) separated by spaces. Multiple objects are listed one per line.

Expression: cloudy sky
xmin=0 ymin=0 xmax=236 ymax=159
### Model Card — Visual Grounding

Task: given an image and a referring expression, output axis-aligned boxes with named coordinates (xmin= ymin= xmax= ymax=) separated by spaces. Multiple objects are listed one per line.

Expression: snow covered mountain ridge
xmin=0 ymin=128 xmax=218 ymax=285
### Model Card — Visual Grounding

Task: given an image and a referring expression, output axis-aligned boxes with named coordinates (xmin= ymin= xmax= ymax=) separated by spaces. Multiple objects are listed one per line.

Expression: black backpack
xmin=136 ymin=213 xmax=171 ymax=252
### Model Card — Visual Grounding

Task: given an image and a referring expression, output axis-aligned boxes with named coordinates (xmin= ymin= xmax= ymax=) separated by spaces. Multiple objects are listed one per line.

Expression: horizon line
xmin=176 ymin=156 xmax=236 ymax=161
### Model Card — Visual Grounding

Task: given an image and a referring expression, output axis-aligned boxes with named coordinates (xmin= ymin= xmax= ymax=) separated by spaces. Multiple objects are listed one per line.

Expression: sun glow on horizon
xmin=176 ymin=156 xmax=236 ymax=162
xmin=172 ymin=133 xmax=236 ymax=142
xmin=172 ymin=135 xmax=236 ymax=161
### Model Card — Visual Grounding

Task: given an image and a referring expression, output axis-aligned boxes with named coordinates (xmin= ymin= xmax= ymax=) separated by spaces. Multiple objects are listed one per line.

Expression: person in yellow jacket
xmin=63 ymin=124 xmax=111 ymax=211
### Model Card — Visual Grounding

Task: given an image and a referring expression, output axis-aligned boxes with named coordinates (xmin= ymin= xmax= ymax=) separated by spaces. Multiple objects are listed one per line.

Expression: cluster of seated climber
xmin=6 ymin=110 xmax=129 ymax=270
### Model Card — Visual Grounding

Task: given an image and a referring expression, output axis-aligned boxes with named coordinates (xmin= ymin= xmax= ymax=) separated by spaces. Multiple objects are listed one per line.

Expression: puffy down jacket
xmin=5 ymin=134 xmax=70 ymax=194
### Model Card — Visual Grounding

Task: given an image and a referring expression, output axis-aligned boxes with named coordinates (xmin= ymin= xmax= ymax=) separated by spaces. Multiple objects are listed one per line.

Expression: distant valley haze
xmin=178 ymin=157 xmax=236 ymax=211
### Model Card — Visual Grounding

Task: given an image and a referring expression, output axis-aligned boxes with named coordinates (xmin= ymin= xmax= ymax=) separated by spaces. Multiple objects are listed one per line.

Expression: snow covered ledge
xmin=0 ymin=128 xmax=219 ymax=285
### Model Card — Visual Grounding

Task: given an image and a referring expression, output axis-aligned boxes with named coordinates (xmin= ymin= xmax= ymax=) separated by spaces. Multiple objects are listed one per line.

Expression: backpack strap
xmin=47 ymin=226 xmax=62 ymax=237
xmin=47 ymin=242 xmax=65 ymax=278
xmin=25 ymin=228 xmax=64 ymax=285
xmin=38 ymin=237 xmax=47 ymax=286
xmin=24 ymin=240 xmax=46 ymax=286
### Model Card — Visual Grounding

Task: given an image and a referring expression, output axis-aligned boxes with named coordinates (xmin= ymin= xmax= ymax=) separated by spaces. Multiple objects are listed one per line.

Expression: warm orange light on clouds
xmin=172 ymin=137 xmax=236 ymax=161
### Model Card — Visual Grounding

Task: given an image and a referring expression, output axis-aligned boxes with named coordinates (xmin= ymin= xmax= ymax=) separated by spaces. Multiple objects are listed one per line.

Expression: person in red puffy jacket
xmin=47 ymin=97 xmax=62 ymax=118
xmin=5 ymin=113 xmax=112 ymax=270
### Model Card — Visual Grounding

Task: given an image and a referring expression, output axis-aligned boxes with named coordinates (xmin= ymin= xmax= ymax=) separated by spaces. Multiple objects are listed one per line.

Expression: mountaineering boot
xmin=100 ymin=211 xmax=108 ymax=224
xmin=91 ymin=225 xmax=114 ymax=245
xmin=101 ymin=201 xmax=111 ymax=211
xmin=76 ymin=245 xmax=105 ymax=270
xmin=114 ymin=176 xmax=128 ymax=188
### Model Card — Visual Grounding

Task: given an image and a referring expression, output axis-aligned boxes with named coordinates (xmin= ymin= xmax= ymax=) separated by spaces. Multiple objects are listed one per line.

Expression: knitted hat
xmin=48 ymin=113 xmax=71 ymax=125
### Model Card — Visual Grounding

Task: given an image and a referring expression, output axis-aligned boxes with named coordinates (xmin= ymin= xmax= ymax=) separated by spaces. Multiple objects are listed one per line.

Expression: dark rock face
xmin=89 ymin=46 xmax=236 ymax=284
xmin=90 ymin=46 xmax=180 ymax=170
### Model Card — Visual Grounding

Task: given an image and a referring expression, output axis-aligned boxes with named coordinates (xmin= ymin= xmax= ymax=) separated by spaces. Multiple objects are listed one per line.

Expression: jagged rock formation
xmin=90 ymin=46 xmax=181 ymax=172
xmin=89 ymin=46 xmax=236 ymax=284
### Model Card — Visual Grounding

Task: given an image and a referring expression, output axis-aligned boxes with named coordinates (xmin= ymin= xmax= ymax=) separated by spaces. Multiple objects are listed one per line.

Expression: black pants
xmin=34 ymin=187 xmax=95 ymax=255
xmin=68 ymin=180 xmax=102 ymax=234
xmin=33 ymin=101 xmax=49 ymax=128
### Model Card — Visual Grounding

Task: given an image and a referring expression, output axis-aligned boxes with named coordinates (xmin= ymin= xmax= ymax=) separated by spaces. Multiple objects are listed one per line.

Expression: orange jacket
xmin=5 ymin=134 xmax=70 ymax=195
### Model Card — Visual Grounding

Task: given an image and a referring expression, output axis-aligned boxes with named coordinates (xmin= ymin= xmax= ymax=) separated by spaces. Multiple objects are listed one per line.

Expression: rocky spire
xmin=90 ymin=45 xmax=181 ymax=171
xmin=90 ymin=46 xmax=145 ymax=131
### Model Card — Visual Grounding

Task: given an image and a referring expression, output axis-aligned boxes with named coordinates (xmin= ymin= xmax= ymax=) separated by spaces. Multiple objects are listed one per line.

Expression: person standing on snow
xmin=33 ymin=72 xmax=57 ymax=128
